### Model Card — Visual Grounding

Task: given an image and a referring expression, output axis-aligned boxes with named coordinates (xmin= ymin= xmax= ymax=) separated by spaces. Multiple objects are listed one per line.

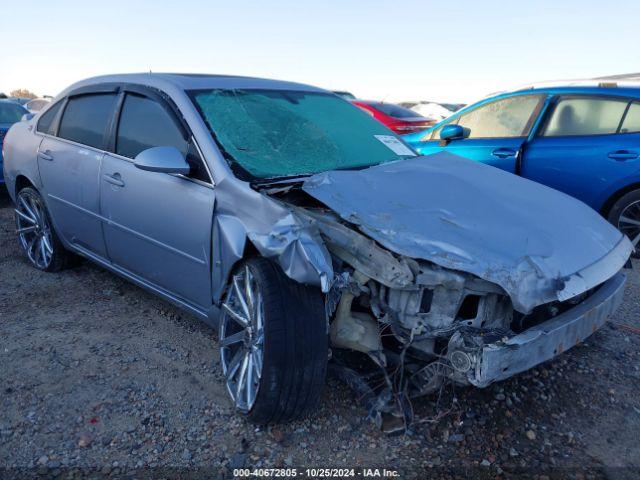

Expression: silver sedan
xmin=2 ymin=74 xmax=632 ymax=429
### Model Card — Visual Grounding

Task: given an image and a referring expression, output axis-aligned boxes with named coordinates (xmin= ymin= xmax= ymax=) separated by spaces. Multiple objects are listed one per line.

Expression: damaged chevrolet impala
xmin=2 ymin=74 xmax=633 ymax=429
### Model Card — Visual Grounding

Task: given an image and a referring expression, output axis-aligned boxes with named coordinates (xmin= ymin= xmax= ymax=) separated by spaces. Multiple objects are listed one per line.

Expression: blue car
xmin=404 ymin=82 xmax=640 ymax=245
xmin=0 ymin=100 xmax=29 ymax=184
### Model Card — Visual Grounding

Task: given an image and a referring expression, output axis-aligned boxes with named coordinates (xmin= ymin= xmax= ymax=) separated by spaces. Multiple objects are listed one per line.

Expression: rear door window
xmin=542 ymin=97 xmax=628 ymax=137
xmin=620 ymin=102 xmax=640 ymax=134
xmin=58 ymin=94 xmax=117 ymax=149
xmin=116 ymin=93 xmax=210 ymax=183
xmin=456 ymin=95 xmax=544 ymax=139
xmin=36 ymin=101 xmax=63 ymax=135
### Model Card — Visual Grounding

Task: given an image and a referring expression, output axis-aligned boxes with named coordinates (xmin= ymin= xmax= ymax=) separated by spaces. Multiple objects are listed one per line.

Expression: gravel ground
xmin=1 ymin=186 xmax=639 ymax=479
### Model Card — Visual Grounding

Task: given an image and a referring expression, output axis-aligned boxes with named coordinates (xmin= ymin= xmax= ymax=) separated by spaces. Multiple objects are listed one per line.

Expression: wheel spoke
xmin=235 ymin=354 xmax=249 ymax=401
xmin=220 ymin=330 xmax=245 ymax=348
xmin=632 ymin=231 xmax=640 ymax=247
xmin=244 ymin=266 xmax=255 ymax=317
xmin=42 ymin=235 xmax=54 ymax=255
xmin=252 ymin=350 xmax=262 ymax=379
xmin=226 ymin=348 xmax=245 ymax=380
xmin=222 ymin=303 xmax=248 ymax=327
xmin=19 ymin=196 xmax=38 ymax=223
xmin=255 ymin=293 xmax=264 ymax=334
xmin=17 ymin=225 xmax=37 ymax=234
xmin=245 ymin=353 xmax=254 ymax=405
xmin=620 ymin=215 xmax=640 ymax=227
xmin=233 ymin=276 xmax=251 ymax=319
xmin=15 ymin=208 xmax=37 ymax=225
xmin=39 ymin=238 xmax=47 ymax=264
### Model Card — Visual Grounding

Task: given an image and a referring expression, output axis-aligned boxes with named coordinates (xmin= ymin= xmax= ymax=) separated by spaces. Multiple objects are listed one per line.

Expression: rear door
xmin=414 ymin=94 xmax=547 ymax=173
xmin=100 ymin=90 xmax=215 ymax=309
xmin=522 ymin=96 xmax=640 ymax=209
xmin=37 ymin=93 xmax=118 ymax=258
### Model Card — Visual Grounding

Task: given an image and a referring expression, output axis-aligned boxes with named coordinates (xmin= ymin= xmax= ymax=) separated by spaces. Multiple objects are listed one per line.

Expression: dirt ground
xmin=1 ymin=186 xmax=639 ymax=480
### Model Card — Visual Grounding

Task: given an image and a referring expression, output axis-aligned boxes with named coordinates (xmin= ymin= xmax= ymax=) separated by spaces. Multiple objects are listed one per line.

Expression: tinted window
xmin=58 ymin=94 xmax=117 ymax=149
xmin=621 ymin=102 xmax=640 ymax=134
xmin=117 ymin=94 xmax=209 ymax=183
xmin=371 ymin=103 xmax=424 ymax=119
xmin=36 ymin=101 xmax=63 ymax=135
xmin=457 ymin=95 xmax=543 ymax=138
xmin=0 ymin=101 xmax=28 ymax=123
xmin=542 ymin=97 xmax=628 ymax=137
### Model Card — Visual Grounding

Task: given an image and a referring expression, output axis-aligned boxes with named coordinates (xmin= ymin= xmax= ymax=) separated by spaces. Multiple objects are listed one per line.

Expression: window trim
xmin=537 ymin=94 xmax=639 ymax=139
xmin=112 ymin=87 xmax=214 ymax=186
xmin=35 ymin=83 xmax=214 ymax=187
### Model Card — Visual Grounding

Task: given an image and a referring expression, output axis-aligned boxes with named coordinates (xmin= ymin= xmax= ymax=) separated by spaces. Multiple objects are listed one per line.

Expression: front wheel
xmin=608 ymin=189 xmax=640 ymax=248
xmin=218 ymin=257 xmax=328 ymax=424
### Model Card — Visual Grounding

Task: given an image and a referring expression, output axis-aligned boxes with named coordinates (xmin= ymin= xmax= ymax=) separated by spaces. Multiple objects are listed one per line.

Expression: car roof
xmin=506 ymin=80 xmax=640 ymax=97
xmin=59 ymin=72 xmax=327 ymax=97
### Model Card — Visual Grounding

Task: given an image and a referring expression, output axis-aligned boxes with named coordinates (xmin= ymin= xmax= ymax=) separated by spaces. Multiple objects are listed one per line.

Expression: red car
xmin=351 ymin=100 xmax=435 ymax=134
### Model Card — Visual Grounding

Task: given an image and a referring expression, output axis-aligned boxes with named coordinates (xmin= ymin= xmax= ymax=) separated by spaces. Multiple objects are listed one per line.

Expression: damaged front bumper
xmin=468 ymin=272 xmax=626 ymax=387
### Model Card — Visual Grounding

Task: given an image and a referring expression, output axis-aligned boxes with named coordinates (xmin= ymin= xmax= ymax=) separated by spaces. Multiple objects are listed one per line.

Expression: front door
xmin=414 ymin=94 xmax=547 ymax=173
xmin=100 ymin=92 xmax=215 ymax=308
xmin=37 ymin=93 xmax=118 ymax=258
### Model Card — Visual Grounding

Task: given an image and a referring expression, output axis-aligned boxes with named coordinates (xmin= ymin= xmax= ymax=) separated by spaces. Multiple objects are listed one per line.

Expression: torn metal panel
xmin=302 ymin=152 xmax=633 ymax=313
xmin=299 ymin=208 xmax=414 ymax=288
xmin=211 ymin=177 xmax=333 ymax=303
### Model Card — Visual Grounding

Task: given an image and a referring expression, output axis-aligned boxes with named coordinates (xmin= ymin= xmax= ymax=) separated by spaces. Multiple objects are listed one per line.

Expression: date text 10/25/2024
xmin=233 ymin=468 xmax=401 ymax=478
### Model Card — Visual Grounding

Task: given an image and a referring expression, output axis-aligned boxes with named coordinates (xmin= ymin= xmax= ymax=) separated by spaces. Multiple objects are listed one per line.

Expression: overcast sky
xmin=2 ymin=0 xmax=639 ymax=104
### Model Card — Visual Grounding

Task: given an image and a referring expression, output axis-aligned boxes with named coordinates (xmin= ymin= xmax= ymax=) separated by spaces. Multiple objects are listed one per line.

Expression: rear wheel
xmin=608 ymin=189 xmax=640 ymax=248
xmin=219 ymin=257 xmax=328 ymax=424
xmin=14 ymin=187 xmax=77 ymax=272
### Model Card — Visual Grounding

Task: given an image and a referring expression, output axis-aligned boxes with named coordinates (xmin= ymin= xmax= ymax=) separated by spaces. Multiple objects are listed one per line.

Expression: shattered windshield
xmin=189 ymin=89 xmax=416 ymax=180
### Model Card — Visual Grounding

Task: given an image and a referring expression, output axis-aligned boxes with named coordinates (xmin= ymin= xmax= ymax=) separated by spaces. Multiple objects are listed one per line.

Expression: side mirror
xmin=440 ymin=124 xmax=470 ymax=142
xmin=133 ymin=146 xmax=190 ymax=175
xmin=22 ymin=113 xmax=35 ymax=122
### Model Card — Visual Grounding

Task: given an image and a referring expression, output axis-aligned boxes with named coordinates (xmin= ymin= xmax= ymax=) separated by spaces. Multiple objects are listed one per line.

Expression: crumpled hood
xmin=302 ymin=152 xmax=632 ymax=312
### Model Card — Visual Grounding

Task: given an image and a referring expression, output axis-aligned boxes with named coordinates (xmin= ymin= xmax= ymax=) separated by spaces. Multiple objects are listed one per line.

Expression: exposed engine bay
xmin=247 ymin=155 xmax=631 ymax=433
xmin=251 ymin=181 xmax=614 ymax=433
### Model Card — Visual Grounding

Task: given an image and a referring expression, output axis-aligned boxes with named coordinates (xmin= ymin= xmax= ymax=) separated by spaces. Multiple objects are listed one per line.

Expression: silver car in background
xmin=2 ymin=74 xmax=632 ymax=428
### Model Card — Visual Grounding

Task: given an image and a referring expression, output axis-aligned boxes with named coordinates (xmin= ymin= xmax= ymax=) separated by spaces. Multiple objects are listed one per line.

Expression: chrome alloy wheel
xmin=618 ymin=200 xmax=640 ymax=247
xmin=219 ymin=265 xmax=265 ymax=412
xmin=15 ymin=190 xmax=54 ymax=269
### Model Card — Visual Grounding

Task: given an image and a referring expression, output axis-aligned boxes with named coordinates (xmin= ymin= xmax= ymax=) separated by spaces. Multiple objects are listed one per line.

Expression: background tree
xmin=9 ymin=89 xmax=38 ymax=99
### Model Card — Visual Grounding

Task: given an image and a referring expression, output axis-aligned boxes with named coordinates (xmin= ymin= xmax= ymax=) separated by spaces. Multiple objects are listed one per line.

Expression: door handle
xmin=608 ymin=150 xmax=639 ymax=161
xmin=38 ymin=150 xmax=53 ymax=161
xmin=492 ymin=148 xmax=517 ymax=159
xmin=102 ymin=173 xmax=125 ymax=187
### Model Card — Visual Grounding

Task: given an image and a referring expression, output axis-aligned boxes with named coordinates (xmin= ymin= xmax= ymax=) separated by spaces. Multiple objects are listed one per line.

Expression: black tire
xmin=15 ymin=187 xmax=79 ymax=272
xmin=607 ymin=189 xmax=640 ymax=248
xmin=219 ymin=257 xmax=328 ymax=424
